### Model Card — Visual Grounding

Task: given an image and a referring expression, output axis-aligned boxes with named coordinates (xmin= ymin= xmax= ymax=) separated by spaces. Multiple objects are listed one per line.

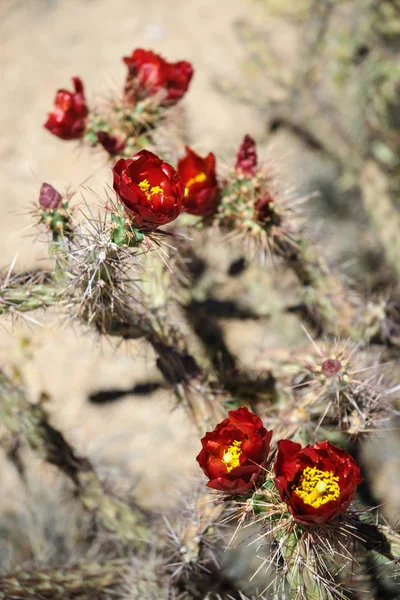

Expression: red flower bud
xmin=177 ymin=147 xmax=220 ymax=216
xmin=97 ymin=132 xmax=126 ymax=156
xmin=235 ymin=134 xmax=258 ymax=176
xmin=196 ymin=406 xmax=273 ymax=493
xmin=112 ymin=150 xmax=184 ymax=230
xmin=39 ymin=183 xmax=62 ymax=210
xmin=274 ymin=440 xmax=362 ymax=524
xmin=44 ymin=77 xmax=89 ymax=140
xmin=123 ymin=49 xmax=193 ymax=105
xmin=321 ymin=359 xmax=342 ymax=376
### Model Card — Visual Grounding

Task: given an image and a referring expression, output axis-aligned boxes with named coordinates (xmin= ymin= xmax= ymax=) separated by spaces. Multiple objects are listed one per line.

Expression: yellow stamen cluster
xmin=184 ymin=172 xmax=207 ymax=197
xmin=139 ymin=179 xmax=163 ymax=200
xmin=222 ymin=440 xmax=242 ymax=472
xmin=294 ymin=467 xmax=340 ymax=508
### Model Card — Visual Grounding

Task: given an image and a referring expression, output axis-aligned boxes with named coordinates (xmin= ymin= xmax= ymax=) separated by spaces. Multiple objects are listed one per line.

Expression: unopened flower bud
xmin=321 ymin=359 xmax=342 ymax=376
xmin=235 ymin=134 xmax=258 ymax=176
xmin=97 ymin=131 xmax=126 ymax=156
xmin=39 ymin=183 xmax=62 ymax=210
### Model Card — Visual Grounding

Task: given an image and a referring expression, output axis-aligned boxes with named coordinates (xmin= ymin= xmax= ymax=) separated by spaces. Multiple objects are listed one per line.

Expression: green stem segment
xmin=282 ymin=531 xmax=333 ymax=600
xmin=0 ymin=283 xmax=61 ymax=315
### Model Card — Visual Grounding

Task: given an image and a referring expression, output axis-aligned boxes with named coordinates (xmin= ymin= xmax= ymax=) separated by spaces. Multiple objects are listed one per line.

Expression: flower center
xmin=222 ymin=440 xmax=242 ymax=472
xmin=184 ymin=172 xmax=207 ymax=196
xmin=139 ymin=179 xmax=163 ymax=200
xmin=294 ymin=467 xmax=340 ymax=508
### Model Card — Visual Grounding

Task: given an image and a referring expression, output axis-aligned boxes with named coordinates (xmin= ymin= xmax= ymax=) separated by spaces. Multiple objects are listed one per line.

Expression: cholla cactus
xmin=216 ymin=135 xmax=299 ymax=258
xmin=1 ymin=33 xmax=400 ymax=600
xmin=287 ymin=337 xmax=394 ymax=438
xmin=194 ymin=409 xmax=399 ymax=599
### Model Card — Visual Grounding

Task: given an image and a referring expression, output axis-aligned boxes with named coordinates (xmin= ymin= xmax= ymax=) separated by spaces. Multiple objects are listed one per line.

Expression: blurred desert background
xmin=0 ymin=0 xmax=399 ymax=584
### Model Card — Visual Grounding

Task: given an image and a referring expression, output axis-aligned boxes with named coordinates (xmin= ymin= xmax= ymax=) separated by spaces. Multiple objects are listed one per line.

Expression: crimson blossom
xmin=112 ymin=149 xmax=184 ymax=230
xmin=274 ymin=439 xmax=362 ymax=525
xmin=196 ymin=407 xmax=273 ymax=493
xmin=177 ymin=147 xmax=220 ymax=216
xmin=123 ymin=48 xmax=193 ymax=105
xmin=44 ymin=77 xmax=88 ymax=140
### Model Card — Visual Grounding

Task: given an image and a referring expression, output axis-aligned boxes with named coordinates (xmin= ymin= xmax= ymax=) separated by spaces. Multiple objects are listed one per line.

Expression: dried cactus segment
xmin=360 ymin=163 xmax=400 ymax=283
xmin=362 ymin=295 xmax=400 ymax=348
xmin=0 ymin=559 xmax=129 ymax=600
xmin=163 ymin=486 xmax=259 ymax=599
xmin=164 ymin=489 xmax=225 ymax=582
xmin=0 ymin=373 xmax=149 ymax=545
xmin=0 ymin=475 xmax=95 ymax=576
xmin=118 ymin=552 xmax=183 ymax=600
xmin=60 ymin=208 xmax=147 ymax=339
xmin=148 ymin=314 xmax=226 ymax=432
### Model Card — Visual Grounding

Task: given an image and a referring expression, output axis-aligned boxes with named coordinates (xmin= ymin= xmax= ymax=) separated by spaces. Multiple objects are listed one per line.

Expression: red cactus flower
xmin=196 ymin=406 xmax=273 ymax=493
xmin=44 ymin=77 xmax=88 ymax=140
xmin=177 ymin=147 xmax=220 ymax=216
xmin=123 ymin=48 xmax=193 ymax=105
xmin=39 ymin=183 xmax=62 ymax=210
xmin=112 ymin=149 xmax=184 ymax=230
xmin=274 ymin=440 xmax=362 ymax=525
xmin=235 ymin=134 xmax=258 ymax=176
xmin=97 ymin=132 xmax=126 ymax=157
